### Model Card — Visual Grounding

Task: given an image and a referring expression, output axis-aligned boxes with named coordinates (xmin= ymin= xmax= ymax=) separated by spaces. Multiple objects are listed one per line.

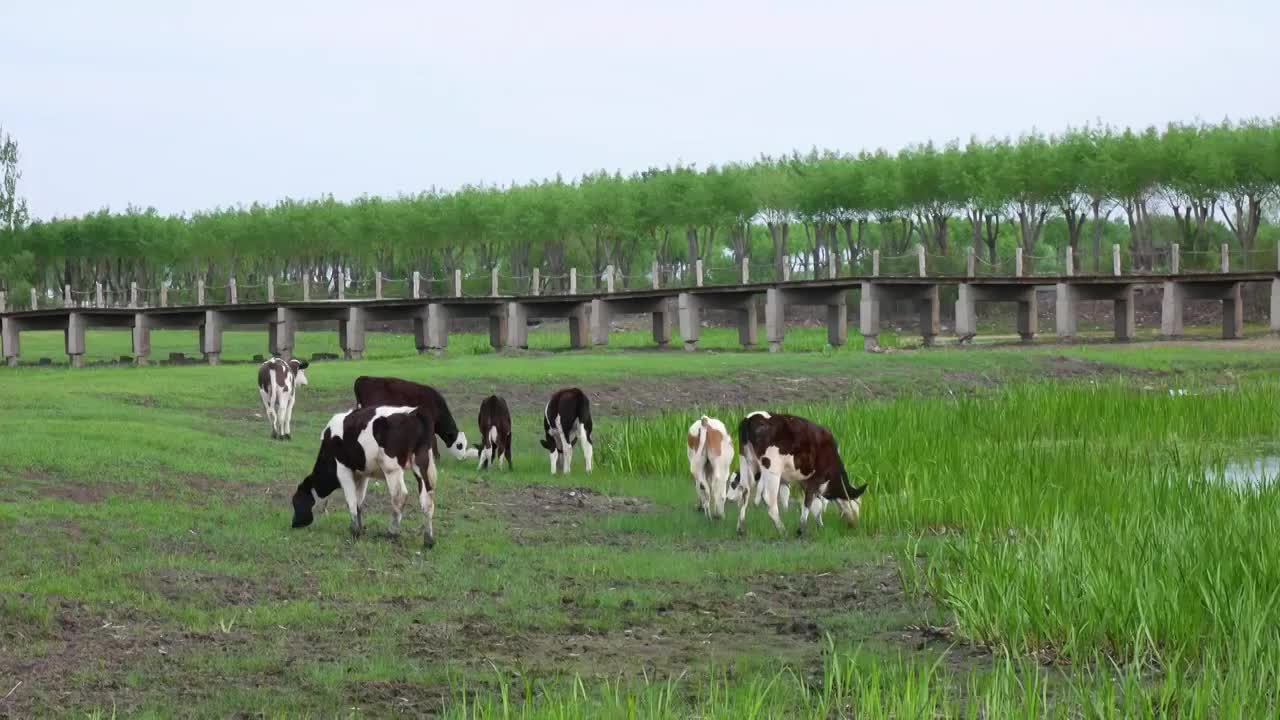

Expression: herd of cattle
xmin=256 ymin=356 xmax=867 ymax=548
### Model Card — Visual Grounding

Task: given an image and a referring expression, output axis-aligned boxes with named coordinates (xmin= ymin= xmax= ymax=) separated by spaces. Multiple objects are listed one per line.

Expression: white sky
xmin=2 ymin=0 xmax=1274 ymax=219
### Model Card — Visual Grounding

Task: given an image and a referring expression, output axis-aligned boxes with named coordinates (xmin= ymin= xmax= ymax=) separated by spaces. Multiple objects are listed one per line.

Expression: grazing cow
xmin=541 ymin=388 xmax=593 ymax=474
xmin=737 ymin=411 xmax=867 ymax=536
xmin=352 ymin=376 xmax=478 ymax=461
xmin=291 ymin=405 xmax=439 ymax=547
xmin=686 ymin=415 xmax=734 ymax=520
xmin=477 ymin=395 xmax=513 ymax=470
xmin=257 ymin=357 xmax=309 ymax=440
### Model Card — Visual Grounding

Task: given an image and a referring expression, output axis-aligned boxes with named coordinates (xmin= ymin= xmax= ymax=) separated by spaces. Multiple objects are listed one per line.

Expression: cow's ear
xmin=849 ymin=483 xmax=868 ymax=500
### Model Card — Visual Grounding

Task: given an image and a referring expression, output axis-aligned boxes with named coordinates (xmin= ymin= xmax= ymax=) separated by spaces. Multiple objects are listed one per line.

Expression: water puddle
xmin=1206 ymin=456 xmax=1280 ymax=490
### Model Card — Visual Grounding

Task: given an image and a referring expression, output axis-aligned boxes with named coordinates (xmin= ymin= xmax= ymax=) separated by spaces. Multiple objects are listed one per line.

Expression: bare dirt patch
xmin=460 ymin=484 xmax=655 ymax=545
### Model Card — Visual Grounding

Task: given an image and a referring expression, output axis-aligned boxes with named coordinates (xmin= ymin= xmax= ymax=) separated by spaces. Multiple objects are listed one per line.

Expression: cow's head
xmin=725 ymin=471 xmax=750 ymax=506
xmin=831 ymin=482 xmax=868 ymax=528
xmin=290 ymin=359 xmax=310 ymax=387
xmin=447 ymin=431 xmax=478 ymax=460
xmin=291 ymin=477 xmax=319 ymax=528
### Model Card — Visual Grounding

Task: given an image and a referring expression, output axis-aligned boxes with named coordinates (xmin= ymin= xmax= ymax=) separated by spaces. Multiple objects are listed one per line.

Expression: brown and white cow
xmin=291 ymin=405 xmax=439 ymax=547
xmin=353 ymin=376 xmax=478 ymax=461
xmin=687 ymin=415 xmax=734 ymax=521
xmin=257 ymin=357 xmax=309 ymax=440
xmin=477 ymin=395 xmax=513 ymax=470
xmin=541 ymin=388 xmax=593 ymax=474
xmin=737 ymin=411 xmax=866 ymax=536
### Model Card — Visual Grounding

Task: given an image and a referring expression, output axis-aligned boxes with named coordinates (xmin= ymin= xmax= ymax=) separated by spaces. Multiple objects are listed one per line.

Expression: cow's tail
xmin=737 ymin=417 xmax=763 ymax=506
xmin=694 ymin=415 xmax=711 ymax=460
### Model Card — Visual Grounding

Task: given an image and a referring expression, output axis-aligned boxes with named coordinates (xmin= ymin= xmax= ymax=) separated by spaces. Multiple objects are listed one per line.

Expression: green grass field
xmin=3 ymin=335 xmax=1280 ymax=717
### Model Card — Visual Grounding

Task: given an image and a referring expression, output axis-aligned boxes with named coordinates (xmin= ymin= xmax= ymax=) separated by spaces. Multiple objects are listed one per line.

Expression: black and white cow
xmin=257 ymin=357 xmax=309 ymax=440
xmin=353 ymin=376 xmax=478 ymax=462
xmin=541 ymin=388 xmax=593 ymax=474
xmin=291 ymin=405 xmax=439 ymax=547
xmin=477 ymin=395 xmax=513 ymax=470
xmin=737 ymin=411 xmax=867 ymax=536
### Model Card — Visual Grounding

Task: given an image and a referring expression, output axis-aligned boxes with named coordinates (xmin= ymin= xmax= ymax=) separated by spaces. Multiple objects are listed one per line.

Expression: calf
xmin=291 ymin=405 xmax=439 ymax=547
xmin=687 ymin=415 xmax=734 ymax=520
xmin=257 ymin=357 xmax=309 ymax=440
xmin=541 ymin=388 xmax=593 ymax=474
xmin=353 ymin=376 xmax=478 ymax=461
xmin=477 ymin=395 xmax=513 ymax=470
xmin=738 ymin=411 xmax=867 ymax=536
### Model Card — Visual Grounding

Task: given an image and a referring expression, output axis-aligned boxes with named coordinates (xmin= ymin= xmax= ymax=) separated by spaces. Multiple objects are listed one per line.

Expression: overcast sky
xmin=2 ymin=0 xmax=1274 ymax=219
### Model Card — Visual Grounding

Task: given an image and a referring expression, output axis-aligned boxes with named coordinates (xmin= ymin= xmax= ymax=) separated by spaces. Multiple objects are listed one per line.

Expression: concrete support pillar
xmin=64 ymin=313 xmax=86 ymax=367
xmin=1271 ymin=278 xmax=1280 ymax=334
xmin=1223 ymin=282 xmax=1243 ymax=339
xmin=569 ymin=268 xmax=577 ymax=295
xmin=1016 ymin=291 xmax=1037 ymax=343
xmin=30 ymin=288 xmax=37 ymax=310
xmin=454 ymin=269 xmax=462 ymax=298
xmin=130 ymin=282 xmax=139 ymax=309
xmin=488 ymin=312 xmax=506 ymax=350
xmin=827 ymin=299 xmax=848 ymax=347
xmin=201 ymin=310 xmax=224 ymax=365
xmin=742 ymin=258 xmax=750 ymax=284
xmin=956 ymin=284 xmax=976 ymax=341
xmin=337 ymin=271 xmax=345 ymax=301
xmin=376 ymin=272 xmax=384 ymax=300
xmin=1015 ymin=247 xmax=1024 ymax=277
xmin=567 ymin=304 xmax=589 ymax=349
xmin=1055 ymin=283 xmax=1077 ymax=338
xmin=652 ymin=300 xmax=672 ymax=347
xmin=828 ymin=252 xmax=837 ymax=280
xmin=1161 ymin=281 xmax=1184 ymax=338
xmin=228 ymin=277 xmax=237 ymax=305
xmin=132 ymin=313 xmax=151 ymax=365
xmin=1114 ymin=286 xmax=1135 ymax=342
xmin=1221 ymin=243 xmax=1230 ymax=273
xmin=1113 ymin=245 xmax=1121 ymax=276
xmin=783 ymin=256 xmax=791 ymax=281
xmin=491 ymin=267 xmax=499 ymax=297
xmin=872 ymin=250 xmax=880 ymax=277
xmin=591 ymin=298 xmax=611 ymax=346
xmin=1064 ymin=247 xmax=1074 ymax=277
xmin=766 ymin=288 xmax=785 ymax=353
xmin=413 ymin=271 xmax=422 ymax=299
xmin=678 ymin=292 xmax=701 ymax=351
xmin=303 ymin=275 xmax=311 ymax=301
xmin=160 ymin=285 xmax=168 ymax=308
xmin=531 ymin=269 xmax=540 ymax=296
xmin=917 ymin=244 xmax=926 ymax=277
xmin=2 ymin=316 xmax=20 ymax=366
xmin=966 ymin=248 xmax=975 ymax=278
xmin=505 ymin=302 xmax=529 ymax=349
xmin=0 ymin=291 xmax=6 ymax=312
xmin=695 ymin=259 xmax=704 ymax=287
xmin=96 ymin=282 xmax=104 ymax=307
xmin=339 ymin=306 xmax=366 ymax=360
xmin=859 ymin=282 xmax=881 ymax=351
xmin=918 ymin=286 xmax=940 ymax=346
xmin=269 ymin=308 xmax=297 ymax=360
xmin=738 ymin=302 xmax=758 ymax=348
xmin=1171 ymin=243 xmax=1180 ymax=274
xmin=64 ymin=285 xmax=72 ymax=306
xmin=651 ymin=261 xmax=659 ymax=290
xmin=267 ymin=276 xmax=275 ymax=303
xmin=605 ymin=265 xmax=615 ymax=293
xmin=426 ymin=304 xmax=449 ymax=351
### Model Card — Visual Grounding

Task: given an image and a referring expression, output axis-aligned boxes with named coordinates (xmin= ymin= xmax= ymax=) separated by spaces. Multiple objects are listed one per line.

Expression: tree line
xmin=2 ymin=119 xmax=1278 ymax=301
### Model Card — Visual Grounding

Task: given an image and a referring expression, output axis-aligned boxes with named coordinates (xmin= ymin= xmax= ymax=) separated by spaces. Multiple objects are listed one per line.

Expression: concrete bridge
xmin=2 ymin=270 xmax=1276 ymax=367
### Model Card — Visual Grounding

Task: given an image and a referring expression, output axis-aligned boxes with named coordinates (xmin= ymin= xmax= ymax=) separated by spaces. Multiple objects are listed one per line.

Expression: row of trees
xmin=2 ymin=120 xmax=1279 ymax=300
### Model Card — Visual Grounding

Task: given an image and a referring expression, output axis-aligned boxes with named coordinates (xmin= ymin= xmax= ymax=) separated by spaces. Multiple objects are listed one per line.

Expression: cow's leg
xmin=354 ymin=476 xmax=370 ymax=531
xmin=561 ymin=437 xmax=573 ymax=474
xmin=283 ymin=392 xmax=296 ymax=440
xmin=692 ymin=465 xmax=711 ymax=519
xmin=580 ymin=421 xmax=594 ymax=473
xmin=710 ymin=456 xmax=730 ymax=520
xmin=260 ymin=389 xmax=278 ymax=439
xmin=798 ymin=489 xmax=820 ymax=537
xmin=813 ymin=496 xmax=827 ymax=528
xmin=778 ymin=484 xmax=791 ymax=512
xmin=415 ymin=450 xmax=438 ymax=548
xmin=760 ymin=470 xmax=786 ymax=535
xmin=337 ymin=468 xmax=362 ymax=538
xmin=385 ymin=467 xmax=408 ymax=537
xmin=548 ymin=447 xmax=559 ymax=475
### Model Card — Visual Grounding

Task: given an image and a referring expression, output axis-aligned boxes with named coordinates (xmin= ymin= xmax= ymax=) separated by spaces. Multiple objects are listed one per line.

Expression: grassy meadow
xmin=2 ymin=330 xmax=1280 ymax=717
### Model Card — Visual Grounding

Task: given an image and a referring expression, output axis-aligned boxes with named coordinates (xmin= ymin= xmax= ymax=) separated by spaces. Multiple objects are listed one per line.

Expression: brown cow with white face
xmin=257 ymin=357 xmax=309 ymax=440
xmin=737 ymin=411 xmax=866 ymax=536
